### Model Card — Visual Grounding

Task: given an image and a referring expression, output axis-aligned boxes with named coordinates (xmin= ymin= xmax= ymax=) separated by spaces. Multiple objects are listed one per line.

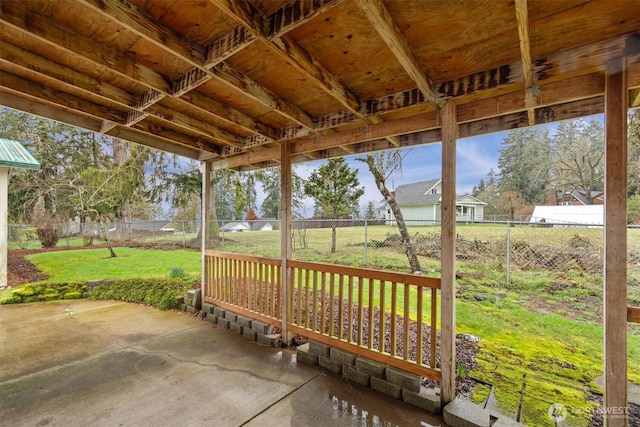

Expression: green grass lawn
xmin=26 ymin=247 xmax=201 ymax=282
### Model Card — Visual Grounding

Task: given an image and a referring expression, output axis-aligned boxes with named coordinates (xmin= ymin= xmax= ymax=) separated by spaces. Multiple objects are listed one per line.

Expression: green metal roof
xmin=0 ymin=138 xmax=40 ymax=170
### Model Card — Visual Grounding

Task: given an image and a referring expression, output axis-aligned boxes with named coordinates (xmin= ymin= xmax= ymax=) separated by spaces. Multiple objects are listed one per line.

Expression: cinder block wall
xmin=296 ymin=340 xmax=442 ymax=415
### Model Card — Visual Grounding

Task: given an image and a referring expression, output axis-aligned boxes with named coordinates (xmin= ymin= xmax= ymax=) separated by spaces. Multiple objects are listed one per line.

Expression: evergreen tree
xmin=304 ymin=158 xmax=364 ymax=253
xmin=363 ymin=201 xmax=377 ymax=219
xmin=497 ymin=127 xmax=552 ymax=205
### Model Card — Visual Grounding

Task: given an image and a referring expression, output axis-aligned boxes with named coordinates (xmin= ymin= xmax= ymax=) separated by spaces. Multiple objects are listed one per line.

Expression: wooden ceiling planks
xmin=0 ymin=0 xmax=638 ymax=170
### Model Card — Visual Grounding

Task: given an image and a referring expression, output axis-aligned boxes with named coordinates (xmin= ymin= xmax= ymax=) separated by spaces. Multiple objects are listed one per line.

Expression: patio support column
xmin=201 ymin=160 xmax=212 ymax=299
xmin=280 ymin=140 xmax=292 ymax=342
xmin=440 ymin=100 xmax=458 ymax=404
xmin=1 ymin=167 xmax=8 ymax=289
xmin=603 ymin=56 xmax=628 ymax=427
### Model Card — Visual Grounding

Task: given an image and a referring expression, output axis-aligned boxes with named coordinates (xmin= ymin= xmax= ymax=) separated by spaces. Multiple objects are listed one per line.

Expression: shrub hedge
xmin=1 ymin=282 xmax=87 ymax=304
xmin=90 ymin=277 xmax=197 ymax=310
xmin=1 ymin=277 xmax=197 ymax=310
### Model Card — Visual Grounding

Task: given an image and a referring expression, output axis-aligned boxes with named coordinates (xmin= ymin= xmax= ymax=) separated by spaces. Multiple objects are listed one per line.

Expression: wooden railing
xmin=287 ymin=260 xmax=441 ymax=381
xmin=204 ymin=251 xmax=281 ymax=326
xmin=203 ymin=251 xmax=442 ymax=381
xmin=629 ymin=306 xmax=640 ymax=323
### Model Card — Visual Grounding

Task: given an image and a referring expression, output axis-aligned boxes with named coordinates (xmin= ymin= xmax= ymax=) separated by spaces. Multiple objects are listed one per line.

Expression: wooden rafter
xmin=0 ymin=44 xmax=240 ymax=149
xmin=76 ymin=0 xmax=294 ymax=140
xmin=354 ymin=0 xmax=438 ymax=108
xmin=515 ymin=0 xmax=537 ymax=125
xmin=213 ymin=0 xmax=364 ymax=114
xmin=0 ymin=89 xmax=204 ymax=160
xmin=80 ymin=0 xmax=205 ymax=65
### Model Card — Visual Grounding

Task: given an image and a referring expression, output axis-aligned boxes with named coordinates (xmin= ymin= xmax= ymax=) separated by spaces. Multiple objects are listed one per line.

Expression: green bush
xmin=63 ymin=291 xmax=83 ymax=299
xmin=0 ymin=282 xmax=87 ymax=305
xmin=90 ymin=277 xmax=197 ymax=310
xmin=169 ymin=267 xmax=187 ymax=278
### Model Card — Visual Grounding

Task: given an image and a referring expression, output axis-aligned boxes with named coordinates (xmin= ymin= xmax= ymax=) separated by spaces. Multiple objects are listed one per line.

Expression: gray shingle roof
xmin=393 ymin=179 xmax=441 ymax=205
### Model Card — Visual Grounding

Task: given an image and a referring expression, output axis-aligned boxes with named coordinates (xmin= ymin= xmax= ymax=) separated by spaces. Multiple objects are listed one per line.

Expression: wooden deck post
xmin=604 ymin=57 xmax=628 ymax=427
xmin=0 ymin=167 xmax=8 ymax=289
xmin=280 ymin=140 xmax=292 ymax=342
xmin=441 ymin=100 xmax=458 ymax=404
xmin=201 ymin=160 xmax=212 ymax=299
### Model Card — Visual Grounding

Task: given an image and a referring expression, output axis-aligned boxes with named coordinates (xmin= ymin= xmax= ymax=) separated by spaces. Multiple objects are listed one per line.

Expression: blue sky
xmin=294 ymin=131 xmax=507 ymax=214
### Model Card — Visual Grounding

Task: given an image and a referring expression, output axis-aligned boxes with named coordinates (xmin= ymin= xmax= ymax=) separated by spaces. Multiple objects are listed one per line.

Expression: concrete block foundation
xmin=296 ymin=340 xmax=440 ymax=416
xmin=443 ymin=398 xmax=491 ymax=427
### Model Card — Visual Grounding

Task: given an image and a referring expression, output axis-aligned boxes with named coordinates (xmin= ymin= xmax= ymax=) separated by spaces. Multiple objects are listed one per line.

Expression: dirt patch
xmin=7 ymin=250 xmax=49 ymax=287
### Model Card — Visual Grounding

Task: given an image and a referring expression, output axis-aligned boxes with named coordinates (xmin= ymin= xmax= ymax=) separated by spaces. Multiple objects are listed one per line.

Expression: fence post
xmin=506 ymin=220 xmax=511 ymax=284
xmin=364 ymin=219 xmax=368 ymax=265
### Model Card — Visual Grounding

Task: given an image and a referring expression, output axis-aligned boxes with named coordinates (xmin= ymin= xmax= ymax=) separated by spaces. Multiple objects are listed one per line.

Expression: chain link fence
xmin=7 ymin=218 xmax=639 ymax=300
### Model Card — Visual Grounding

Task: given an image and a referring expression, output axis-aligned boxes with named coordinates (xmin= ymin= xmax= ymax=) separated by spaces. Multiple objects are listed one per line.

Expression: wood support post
xmin=280 ymin=140 xmax=292 ymax=342
xmin=201 ymin=160 xmax=212 ymax=299
xmin=0 ymin=167 xmax=9 ymax=290
xmin=440 ymin=100 xmax=457 ymax=404
xmin=604 ymin=57 xmax=628 ymax=427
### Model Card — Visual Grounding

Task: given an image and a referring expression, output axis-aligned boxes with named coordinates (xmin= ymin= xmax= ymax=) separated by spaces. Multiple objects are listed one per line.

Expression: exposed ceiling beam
xmin=212 ymin=61 xmax=640 ymax=169
xmin=267 ymin=0 xmax=344 ymax=39
xmin=80 ymin=0 xmax=205 ymax=65
xmin=213 ymin=0 xmax=405 ymax=147
xmin=211 ymin=0 xmax=368 ymax=125
xmin=0 ymin=2 xmax=170 ymax=92
xmin=354 ymin=0 xmax=438 ymax=108
xmin=0 ymin=40 xmax=135 ymax=107
xmin=76 ymin=0 xmax=289 ymax=141
xmin=515 ymin=0 xmax=537 ymax=125
xmin=0 ymin=71 xmax=126 ymax=124
xmin=0 ymin=90 xmax=202 ymax=160
xmin=0 ymin=47 xmax=240 ymax=148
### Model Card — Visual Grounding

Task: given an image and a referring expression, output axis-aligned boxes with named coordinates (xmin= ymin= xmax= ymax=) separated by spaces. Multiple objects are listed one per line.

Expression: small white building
xmin=530 ymin=205 xmax=604 ymax=226
xmin=380 ymin=178 xmax=487 ymax=223
xmin=221 ymin=221 xmax=251 ymax=232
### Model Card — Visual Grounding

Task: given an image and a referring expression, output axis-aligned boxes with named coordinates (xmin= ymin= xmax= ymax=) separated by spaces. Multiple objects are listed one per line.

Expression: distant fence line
xmin=9 ymin=218 xmax=637 ymax=285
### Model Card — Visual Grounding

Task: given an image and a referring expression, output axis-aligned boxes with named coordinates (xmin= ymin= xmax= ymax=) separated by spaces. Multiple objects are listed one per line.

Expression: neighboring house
xmin=550 ymin=189 xmax=604 ymax=206
xmin=250 ymin=218 xmax=278 ymax=231
xmin=380 ymin=178 xmax=487 ymax=223
xmin=221 ymin=221 xmax=251 ymax=232
xmin=529 ymin=205 xmax=604 ymax=226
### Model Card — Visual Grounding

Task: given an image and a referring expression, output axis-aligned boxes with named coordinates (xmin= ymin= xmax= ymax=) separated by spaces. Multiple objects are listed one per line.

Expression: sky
xmin=292 ymin=131 xmax=507 ymax=215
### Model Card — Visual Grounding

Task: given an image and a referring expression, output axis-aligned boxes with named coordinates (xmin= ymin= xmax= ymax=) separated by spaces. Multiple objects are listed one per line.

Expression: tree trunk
xmin=331 ymin=222 xmax=337 ymax=253
xmin=363 ymin=155 xmax=421 ymax=273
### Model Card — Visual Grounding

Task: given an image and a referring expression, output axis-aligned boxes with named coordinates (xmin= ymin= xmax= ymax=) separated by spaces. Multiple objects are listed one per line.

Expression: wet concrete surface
xmin=0 ymin=300 xmax=446 ymax=426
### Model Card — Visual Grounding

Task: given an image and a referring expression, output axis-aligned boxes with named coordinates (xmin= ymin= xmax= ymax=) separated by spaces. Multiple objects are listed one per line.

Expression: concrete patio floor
xmin=0 ymin=300 xmax=446 ymax=426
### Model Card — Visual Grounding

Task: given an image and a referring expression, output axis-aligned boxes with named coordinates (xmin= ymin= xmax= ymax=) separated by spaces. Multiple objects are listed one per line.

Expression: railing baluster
xmin=368 ymin=278 xmax=374 ymax=349
xmin=297 ymin=267 xmax=303 ymax=326
xmin=347 ymin=276 xmax=354 ymax=343
xmin=417 ymin=285 xmax=423 ymax=365
xmin=391 ymin=282 xmax=397 ymax=357
xmin=329 ymin=272 xmax=335 ymax=337
xmin=338 ymin=274 xmax=344 ymax=340
xmin=314 ymin=270 xmax=320 ymax=332
xmin=431 ymin=288 xmax=437 ymax=368
xmin=358 ymin=277 xmax=363 ymax=346
xmin=379 ymin=280 xmax=386 ymax=354
xmin=404 ymin=283 xmax=410 ymax=361
xmin=320 ymin=271 xmax=326 ymax=334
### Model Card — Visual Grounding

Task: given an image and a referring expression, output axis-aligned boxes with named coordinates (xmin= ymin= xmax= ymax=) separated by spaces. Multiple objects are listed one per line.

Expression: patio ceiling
xmin=0 ymin=0 xmax=639 ymax=170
